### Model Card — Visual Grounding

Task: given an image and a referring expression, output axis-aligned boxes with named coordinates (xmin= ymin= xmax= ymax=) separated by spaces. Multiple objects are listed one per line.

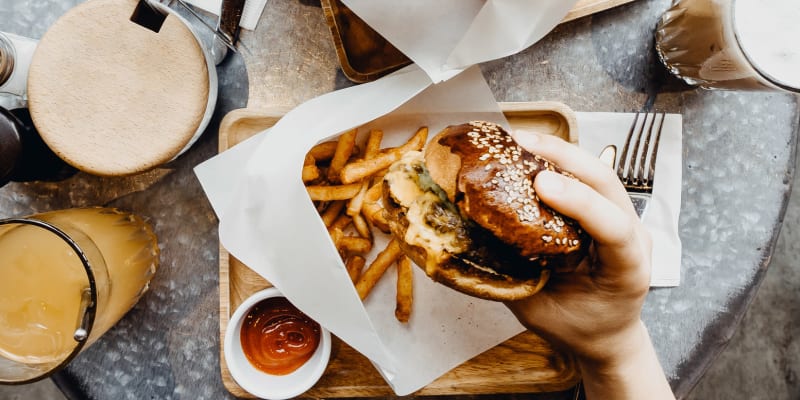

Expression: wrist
xmin=576 ymin=321 xmax=675 ymax=400
xmin=576 ymin=320 xmax=650 ymax=376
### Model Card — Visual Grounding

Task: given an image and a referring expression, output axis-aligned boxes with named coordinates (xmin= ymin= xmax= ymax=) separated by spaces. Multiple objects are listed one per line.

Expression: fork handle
xmin=628 ymin=193 xmax=651 ymax=219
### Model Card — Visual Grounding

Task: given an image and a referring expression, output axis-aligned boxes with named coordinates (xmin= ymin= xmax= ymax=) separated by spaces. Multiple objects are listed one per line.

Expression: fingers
xmin=535 ymin=171 xmax=647 ymax=278
xmin=514 ymin=131 xmax=635 ymax=216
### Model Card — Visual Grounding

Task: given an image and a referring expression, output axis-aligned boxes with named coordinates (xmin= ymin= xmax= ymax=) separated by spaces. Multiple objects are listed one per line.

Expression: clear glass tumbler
xmin=655 ymin=0 xmax=800 ymax=92
xmin=0 ymin=207 xmax=159 ymax=384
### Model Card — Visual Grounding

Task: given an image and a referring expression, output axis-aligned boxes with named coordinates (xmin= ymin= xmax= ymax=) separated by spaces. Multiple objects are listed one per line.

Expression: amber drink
xmin=655 ymin=0 xmax=800 ymax=92
xmin=0 ymin=208 xmax=159 ymax=383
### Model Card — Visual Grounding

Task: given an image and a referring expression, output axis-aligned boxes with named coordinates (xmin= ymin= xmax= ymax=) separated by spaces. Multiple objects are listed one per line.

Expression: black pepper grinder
xmin=0 ymin=107 xmax=22 ymax=187
xmin=0 ymin=106 xmax=77 ymax=188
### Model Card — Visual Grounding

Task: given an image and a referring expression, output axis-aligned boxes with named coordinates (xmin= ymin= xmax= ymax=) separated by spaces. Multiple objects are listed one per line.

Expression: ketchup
xmin=240 ymin=297 xmax=321 ymax=375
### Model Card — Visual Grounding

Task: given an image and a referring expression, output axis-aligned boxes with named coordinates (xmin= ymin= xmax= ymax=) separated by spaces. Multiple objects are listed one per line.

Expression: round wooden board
xmin=27 ymin=0 xmax=209 ymax=176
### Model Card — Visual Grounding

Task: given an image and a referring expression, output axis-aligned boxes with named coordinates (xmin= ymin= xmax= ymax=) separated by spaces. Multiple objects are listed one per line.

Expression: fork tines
xmin=616 ymin=111 xmax=666 ymax=193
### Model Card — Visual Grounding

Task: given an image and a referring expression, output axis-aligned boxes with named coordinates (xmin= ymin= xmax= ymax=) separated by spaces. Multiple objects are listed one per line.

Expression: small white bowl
xmin=224 ymin=287 xmax=331 ymax=400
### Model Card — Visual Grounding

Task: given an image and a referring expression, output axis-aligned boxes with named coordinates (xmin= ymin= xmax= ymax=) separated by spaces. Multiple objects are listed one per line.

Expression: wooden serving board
xmin=218 ymin=103 xmax=581 ymax=398
xmin=563 ymin=0 xmax=639 ymax=23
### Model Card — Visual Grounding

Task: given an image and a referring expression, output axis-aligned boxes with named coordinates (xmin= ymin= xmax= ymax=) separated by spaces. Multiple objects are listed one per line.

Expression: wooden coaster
xmin=28 ymin=0 xmax=210 ymax=176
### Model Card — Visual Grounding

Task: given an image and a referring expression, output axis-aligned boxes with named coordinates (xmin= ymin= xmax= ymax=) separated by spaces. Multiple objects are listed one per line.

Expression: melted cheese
xmin=405 ymin=192 xmax=460 ymax=262
xmin=385 ymin=152 xmax=467 ymax=271
xmin=384 ymin=152 xmax=425 ymax=205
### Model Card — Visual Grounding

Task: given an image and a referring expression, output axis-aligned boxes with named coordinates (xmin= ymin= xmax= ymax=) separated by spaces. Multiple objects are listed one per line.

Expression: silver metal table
xmin=0 ymin=0 xmax=797 ymax=398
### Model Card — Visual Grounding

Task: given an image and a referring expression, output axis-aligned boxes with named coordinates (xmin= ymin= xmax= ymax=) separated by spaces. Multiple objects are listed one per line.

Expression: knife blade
xmin=218 ymin=0 xmax=246 ymax=48
xmin=173 ymin=0 xmax=239 ymax=49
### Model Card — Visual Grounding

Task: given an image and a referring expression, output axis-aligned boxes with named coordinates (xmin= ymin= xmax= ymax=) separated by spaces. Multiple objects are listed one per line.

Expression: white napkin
xmin=195 ymin=66 xmax=682 ymax=395
xmin=342 ymin=0 xmax=579 ymax=82
xmin=183 ymin=0 xmax=266 ymax=30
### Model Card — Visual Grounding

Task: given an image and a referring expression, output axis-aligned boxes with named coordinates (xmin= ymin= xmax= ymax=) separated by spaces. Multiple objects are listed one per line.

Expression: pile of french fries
xmin=304 ymin=126 xmax=428 ymax=323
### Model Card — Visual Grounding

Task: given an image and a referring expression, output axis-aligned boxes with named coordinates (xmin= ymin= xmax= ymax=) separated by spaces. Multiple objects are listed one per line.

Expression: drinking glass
xmin=655 ymin=0 xmax=800 ymax=93
xmin=0 ymin=207 xmax=159 ymax=384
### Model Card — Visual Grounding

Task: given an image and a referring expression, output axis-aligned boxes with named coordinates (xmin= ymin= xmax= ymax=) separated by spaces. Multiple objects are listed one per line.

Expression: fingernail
xmin=513 ymin=131 xmax=540 ymax=150
xmin=535 ymin=171 xmax=565 ymax=195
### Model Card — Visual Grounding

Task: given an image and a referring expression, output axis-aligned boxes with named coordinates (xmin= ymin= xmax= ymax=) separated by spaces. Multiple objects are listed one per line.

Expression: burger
xmin=381 ymin=121 xmax=590 ymax=301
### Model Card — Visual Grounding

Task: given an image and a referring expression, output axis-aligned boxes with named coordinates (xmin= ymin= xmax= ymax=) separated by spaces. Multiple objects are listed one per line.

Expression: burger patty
xmin=456 ymin=224 xmax=546 ymax=282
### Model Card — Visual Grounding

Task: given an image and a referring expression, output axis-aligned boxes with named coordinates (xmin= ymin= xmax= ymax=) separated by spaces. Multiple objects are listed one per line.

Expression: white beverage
xmin=0 ymin=208 xmax=159 ymax=368
xmin=733 ymin=0 xmax=800 ymax=90
xmin=655 ymin=0 xmax=800 ymax=92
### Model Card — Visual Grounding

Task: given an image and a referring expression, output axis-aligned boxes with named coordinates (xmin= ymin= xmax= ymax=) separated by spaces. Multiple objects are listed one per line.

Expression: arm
xmin=506 ymin=131 xmax=675 ymax=400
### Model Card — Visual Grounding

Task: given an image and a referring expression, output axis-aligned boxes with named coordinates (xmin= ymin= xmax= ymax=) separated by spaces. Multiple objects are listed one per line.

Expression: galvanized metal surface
xmin=0 ymin=0 xmax=797 ymax=398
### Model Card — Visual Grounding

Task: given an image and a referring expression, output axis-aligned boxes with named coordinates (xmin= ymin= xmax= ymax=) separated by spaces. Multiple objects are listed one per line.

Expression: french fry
xmin=363 ymin=181 xmax=390 ymax=232
xmin=356 ymin=239 xmax=402 ymax=300
xmin=329 ymin=214 xmax=352 ymax=232
xmin=308 ymin=125 xmax=425 ymax=323
xmin=363 ymin=204 xmax=389 ymax=233
xmin=302 ymin=164 xmax=320 ymax=182
xmin=329 ymin=227 xmax=345 ymax=258
xmin=328 ymin=129 xmax=357 ymax=182
xmin=308 ymin=141 xmax=338 ymax=162
xmin=306 ymin=183 xmax=362 ymax=201
xmin=340 ymin=127 xmax=428 ymax=184
xmin=371 ymin=168 xmax=388 ymax=185
xmin=396 ymin=126 xmax=428 ymax=151
xmin=351 ymin=213 xmax=372 ymax=240
xmin=365 ymin=129 xmax=383 ymax=158
xmin=364 ymin=181 xmax=383 ymax=203
xmin=345 ymin=256 xmax=366 ymax=283
xmin=338 ymin=236 xmax=372 ymax=254
xmin=346 ymin=130 xmax=382 ymax=216
xmin=346 ymin=182 xmax=369 ymax=216
xmin=316 ymin=166 xmax=329 ymax=182
xmin=395 ymin=256 xmax=413 ymax=323
xmin=321 ymin=201 xmax=346 ymax=227
xmin=329 ymin=227 xmax=344 ymax=247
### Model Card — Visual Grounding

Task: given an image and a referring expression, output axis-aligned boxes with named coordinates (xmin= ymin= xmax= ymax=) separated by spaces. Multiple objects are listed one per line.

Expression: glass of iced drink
xmin=0 ymin=207 xmax=159 ymax=383
xmin=655 ymin=0 xmax=800 ymax=92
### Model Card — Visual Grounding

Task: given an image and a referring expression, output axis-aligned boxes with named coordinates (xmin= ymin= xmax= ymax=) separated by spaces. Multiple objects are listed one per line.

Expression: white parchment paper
xmin=342 ymin=0 xmax=579 ymax=82
xmin=195 ymin=67 xmax=683 ymax=395
xmin=199 ymin=66 xmax=527 ymax=395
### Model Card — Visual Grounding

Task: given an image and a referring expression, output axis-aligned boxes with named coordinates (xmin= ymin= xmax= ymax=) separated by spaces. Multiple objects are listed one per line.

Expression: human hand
xmin=506 ymin=130 xmax=653 ymax=368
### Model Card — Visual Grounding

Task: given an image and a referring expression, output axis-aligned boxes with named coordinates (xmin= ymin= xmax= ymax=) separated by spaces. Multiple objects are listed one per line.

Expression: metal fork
xmin=616 ymin=111 xmax=666 ymax=218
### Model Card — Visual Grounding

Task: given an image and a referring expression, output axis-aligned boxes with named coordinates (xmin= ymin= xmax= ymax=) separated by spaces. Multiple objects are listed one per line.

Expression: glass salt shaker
xmin=0 ymin=31 xmax=37 ymax=109
xmin=0 ymin=34 xmax=14 ymax=87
